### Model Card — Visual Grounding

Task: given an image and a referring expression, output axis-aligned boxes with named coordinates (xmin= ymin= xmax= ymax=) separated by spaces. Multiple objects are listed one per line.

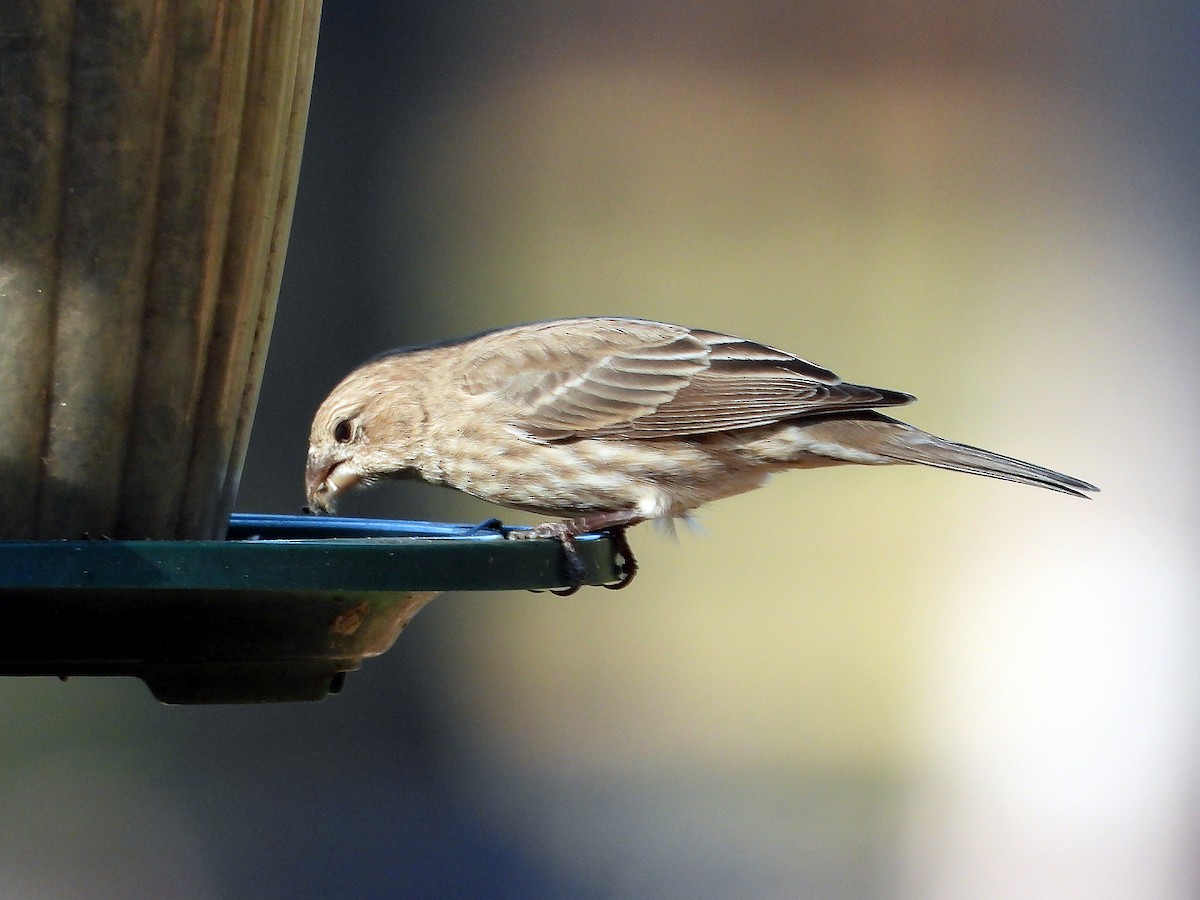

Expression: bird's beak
xmin=305 ymin=455 xmax=361 ymax=514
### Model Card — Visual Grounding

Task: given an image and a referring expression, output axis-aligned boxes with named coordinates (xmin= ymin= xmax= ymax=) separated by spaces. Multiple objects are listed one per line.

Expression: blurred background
xmin=3 ymin=2 xmax=1198 ymax=897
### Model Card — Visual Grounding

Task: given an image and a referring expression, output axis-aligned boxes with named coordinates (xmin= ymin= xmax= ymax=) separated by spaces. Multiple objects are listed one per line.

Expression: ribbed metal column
xmin=0 ymin=0 xmax=322 ymax=539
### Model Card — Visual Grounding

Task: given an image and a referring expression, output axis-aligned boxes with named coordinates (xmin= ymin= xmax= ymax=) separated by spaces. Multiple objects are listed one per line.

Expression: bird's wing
xmin=458 ymin=317 xmax=914 ymax=440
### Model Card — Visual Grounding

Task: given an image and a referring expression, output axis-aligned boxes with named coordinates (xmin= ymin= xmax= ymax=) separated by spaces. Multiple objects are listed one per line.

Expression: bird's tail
xmin=884 ymin=433 xmax=1098 ymax=497
xmin=798 ymin=412 xmax=1099 ymax=498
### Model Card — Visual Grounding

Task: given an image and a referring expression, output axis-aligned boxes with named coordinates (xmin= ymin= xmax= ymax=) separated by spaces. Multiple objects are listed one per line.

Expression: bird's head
xmin=304 ymin=356 xmax=424 ymax=514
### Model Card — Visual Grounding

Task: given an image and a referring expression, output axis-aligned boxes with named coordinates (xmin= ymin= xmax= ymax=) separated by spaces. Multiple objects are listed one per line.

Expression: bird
xmin=305 ymin=316 xmax=1097 ymax=592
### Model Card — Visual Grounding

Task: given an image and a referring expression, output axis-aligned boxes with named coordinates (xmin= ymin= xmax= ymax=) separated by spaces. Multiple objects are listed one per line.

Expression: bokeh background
xmin=3 ymin=3 xmax=1198 ymax=897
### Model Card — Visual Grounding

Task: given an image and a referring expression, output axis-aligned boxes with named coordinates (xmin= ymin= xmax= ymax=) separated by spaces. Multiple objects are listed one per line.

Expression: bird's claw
xmin=468 ymin=517 xmax=505 ymax=535
xmin=548 ymin=533 xmax=587 ymax=596
xmin=601 ymin=526 xmax=638 ymax=590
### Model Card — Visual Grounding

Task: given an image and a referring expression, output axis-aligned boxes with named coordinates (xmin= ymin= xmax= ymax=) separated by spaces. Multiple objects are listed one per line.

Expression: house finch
xmin=306 ymin=317 xmax=1097 ymax=591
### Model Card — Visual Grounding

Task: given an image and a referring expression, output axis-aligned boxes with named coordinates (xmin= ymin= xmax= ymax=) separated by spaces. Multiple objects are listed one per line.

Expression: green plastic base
xmin=0 ymin=514 xmax=622 ymax=703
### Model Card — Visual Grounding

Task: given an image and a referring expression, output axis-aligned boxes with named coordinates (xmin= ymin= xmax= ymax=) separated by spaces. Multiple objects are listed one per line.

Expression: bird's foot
xmin=508 ymin=521 xmax=585 ymax=595
xmin=511 ymin=512 xmax=643 ymax=595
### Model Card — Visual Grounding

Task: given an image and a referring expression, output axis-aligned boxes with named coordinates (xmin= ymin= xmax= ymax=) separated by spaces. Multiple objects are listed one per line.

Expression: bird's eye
xmin=333 ymin=419 xmax=354 ymax=443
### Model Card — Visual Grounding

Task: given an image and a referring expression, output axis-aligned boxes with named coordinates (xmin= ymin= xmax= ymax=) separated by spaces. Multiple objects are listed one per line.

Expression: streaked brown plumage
xmin=306 ymin=317 xmax=1097 ymax=589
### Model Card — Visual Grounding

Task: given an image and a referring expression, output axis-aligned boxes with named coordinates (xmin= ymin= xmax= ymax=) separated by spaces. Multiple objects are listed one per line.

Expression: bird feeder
xmin=0 ymin=514 xmax=620 ymax=703
xmin=0 ymin=2 xmax=620 ymax=702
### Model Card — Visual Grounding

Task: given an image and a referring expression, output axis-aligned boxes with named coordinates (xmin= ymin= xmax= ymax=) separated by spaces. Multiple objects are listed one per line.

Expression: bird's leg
xmin=512 ymin=510 xmax=645 ymax=594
